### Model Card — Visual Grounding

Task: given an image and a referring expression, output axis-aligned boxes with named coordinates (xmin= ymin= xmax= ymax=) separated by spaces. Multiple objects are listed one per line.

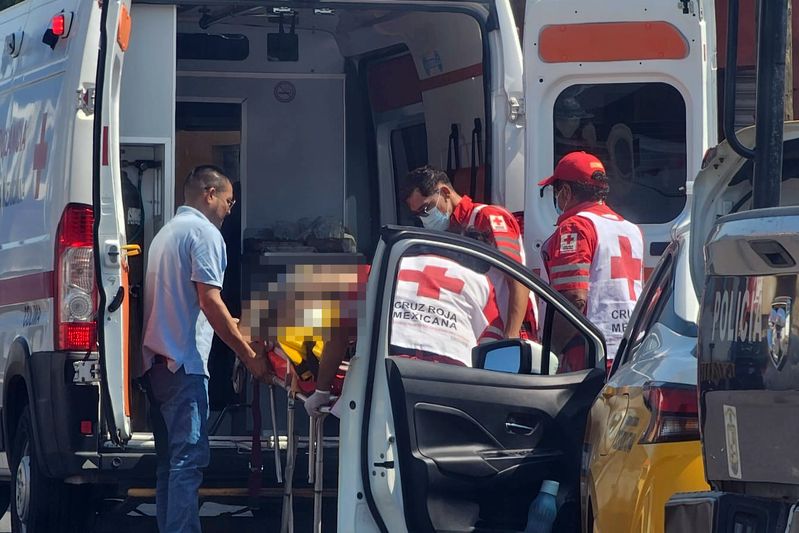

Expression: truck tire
xmin=9 ymin=409 xmax=95 ymax=532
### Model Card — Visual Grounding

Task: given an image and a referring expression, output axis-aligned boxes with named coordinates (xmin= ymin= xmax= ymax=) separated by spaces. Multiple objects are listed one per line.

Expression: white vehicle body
xmin=0 ymin=0 xmax=716 ymax=531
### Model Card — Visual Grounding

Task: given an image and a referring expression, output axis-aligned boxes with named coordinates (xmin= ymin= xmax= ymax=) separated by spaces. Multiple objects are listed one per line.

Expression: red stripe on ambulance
xmin=102 ymin=126 xmax=108 ymax=166
xmin=0 ymin=272 xmax=54 ymax=306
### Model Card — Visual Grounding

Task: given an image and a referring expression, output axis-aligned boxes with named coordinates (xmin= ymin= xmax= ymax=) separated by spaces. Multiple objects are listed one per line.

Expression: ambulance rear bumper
xmin=22 ymin=351 xmax=134 ymax=479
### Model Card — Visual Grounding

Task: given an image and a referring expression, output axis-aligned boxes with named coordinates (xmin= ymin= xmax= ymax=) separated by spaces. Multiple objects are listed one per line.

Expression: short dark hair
xmin=400 ymin=165 xmax=451 ymax=201
xmin=184 ymin=165 xmax=230 ymax=201
xmin=557 ymin=171 xmax=609 ymax=203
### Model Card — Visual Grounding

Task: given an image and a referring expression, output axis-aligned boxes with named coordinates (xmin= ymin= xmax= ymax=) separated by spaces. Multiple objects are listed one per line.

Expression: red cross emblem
xmin=398 ymin=265 xmax=465 ymax=299
xmin=33 ymin=113 xmax=48 ymax=199
xmin=560 ymin=232 xmax=578 ymax=252
xmin=610 ymin=236 xmax=642 ymax=300
xmin=489 ymin=214 xmax=507 ymax=232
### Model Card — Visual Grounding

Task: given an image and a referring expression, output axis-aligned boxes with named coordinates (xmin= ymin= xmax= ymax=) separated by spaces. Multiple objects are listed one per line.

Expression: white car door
xmin=339 ymin=227 xmax=606 ymax=532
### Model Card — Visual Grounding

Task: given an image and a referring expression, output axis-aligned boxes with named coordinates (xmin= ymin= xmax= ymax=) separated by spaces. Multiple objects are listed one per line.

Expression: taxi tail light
xmin=639 ymin=381 xmax=699 ymax=444
xmin=55 ymin=204 xmax=97 ymax=352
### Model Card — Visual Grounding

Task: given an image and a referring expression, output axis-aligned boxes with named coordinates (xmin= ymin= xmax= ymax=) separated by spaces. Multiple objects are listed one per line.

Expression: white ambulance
xmin=0 ymin=0 xmax=715 ymax=531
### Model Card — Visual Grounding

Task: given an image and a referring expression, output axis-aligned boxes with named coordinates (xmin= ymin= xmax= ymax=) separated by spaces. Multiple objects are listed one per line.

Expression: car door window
xmin=622 ymin=251 xmax=675 ymax=363
xmin=388 ymin=242 xmax=597 ymax=374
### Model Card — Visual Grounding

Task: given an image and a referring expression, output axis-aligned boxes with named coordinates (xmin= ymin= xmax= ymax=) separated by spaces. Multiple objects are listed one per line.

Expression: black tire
xmin=10 ymin=409 xmax=96 ymax=532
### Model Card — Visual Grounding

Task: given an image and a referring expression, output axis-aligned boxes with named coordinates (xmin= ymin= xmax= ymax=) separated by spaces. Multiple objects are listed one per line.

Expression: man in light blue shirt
xmin=142 ymin=165 xmax=269 ymax=533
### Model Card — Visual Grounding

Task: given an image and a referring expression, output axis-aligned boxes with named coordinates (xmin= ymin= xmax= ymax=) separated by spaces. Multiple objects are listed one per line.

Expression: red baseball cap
xmin=538 ymin=151 xmax=607 ymax=187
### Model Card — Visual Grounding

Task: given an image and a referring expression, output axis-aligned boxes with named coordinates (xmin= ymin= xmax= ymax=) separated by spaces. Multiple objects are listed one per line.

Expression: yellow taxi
xmin=581 ymin=228 xmax=709 ymax=533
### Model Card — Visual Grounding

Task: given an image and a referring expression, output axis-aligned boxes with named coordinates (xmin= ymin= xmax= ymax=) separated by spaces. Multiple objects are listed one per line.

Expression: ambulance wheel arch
xmin=3 ymin=338 xmax=34 ymax=465
xmin=340 ymin=227 xmax=607 ymax=532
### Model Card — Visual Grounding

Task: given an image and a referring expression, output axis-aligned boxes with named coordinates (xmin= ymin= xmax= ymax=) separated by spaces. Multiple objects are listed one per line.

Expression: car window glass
xmin=628 ymin=255 xmax=675 ymax=362
xmin=387 ymin=242 xmax=597 ymax=374
xmin=617 ymin=251 xmax=675 ymax=366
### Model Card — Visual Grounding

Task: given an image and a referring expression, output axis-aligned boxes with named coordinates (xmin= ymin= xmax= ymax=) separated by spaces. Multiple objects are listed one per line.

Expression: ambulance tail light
xmin=55 ymin=204 xmax=97 ymax=351
xmin=639 ymin=381 xmax=699 ymax=444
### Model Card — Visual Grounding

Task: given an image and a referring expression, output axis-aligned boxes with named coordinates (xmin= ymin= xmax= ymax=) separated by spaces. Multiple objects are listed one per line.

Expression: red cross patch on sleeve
xmin=560 ymin=232 xmax=578 ymax=253
xmin=489 ymin=215 xmax=508 ymax=232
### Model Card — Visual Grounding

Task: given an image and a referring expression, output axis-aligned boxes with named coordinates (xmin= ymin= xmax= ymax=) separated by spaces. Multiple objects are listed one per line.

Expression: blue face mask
xmin=420 ymin=190 xmax=451 ymax=231
xmin=421 ymin=206 xmax=450 ymax=231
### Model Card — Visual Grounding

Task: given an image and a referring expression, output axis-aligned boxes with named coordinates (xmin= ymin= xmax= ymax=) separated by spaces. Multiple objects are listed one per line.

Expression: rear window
xmin=553 ymin=82 xmax=687 ymax=224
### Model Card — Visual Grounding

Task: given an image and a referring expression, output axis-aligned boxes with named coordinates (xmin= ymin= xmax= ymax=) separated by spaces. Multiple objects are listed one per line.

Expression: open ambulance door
xmin=521 ymin=0 xmax=718 ymax=279
xmin=339 ymin=227 xmax=606 ymax=533
xmin=94 ymin=0 xmax=133 ymax=445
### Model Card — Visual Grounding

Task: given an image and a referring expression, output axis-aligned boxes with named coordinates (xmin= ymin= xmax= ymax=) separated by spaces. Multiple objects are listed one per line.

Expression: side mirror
xmin=472 ymin=339 xmax=532 ymax=374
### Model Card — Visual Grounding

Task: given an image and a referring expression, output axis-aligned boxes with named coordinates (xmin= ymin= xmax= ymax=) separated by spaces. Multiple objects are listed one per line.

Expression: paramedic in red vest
xmin=538 ymin=151 xmax=644 ymax=363
xmin=401 ymin=165 xmax=532 ymax=339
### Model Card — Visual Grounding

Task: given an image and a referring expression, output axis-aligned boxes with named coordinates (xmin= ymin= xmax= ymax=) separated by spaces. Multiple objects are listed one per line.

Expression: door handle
xmin=107 ymin=286 xmax=125 ymax=313
xmin=505 ymin=421 xmax=535 ymax=436
xmin=122 ymin=244 xmax=141 ymax=257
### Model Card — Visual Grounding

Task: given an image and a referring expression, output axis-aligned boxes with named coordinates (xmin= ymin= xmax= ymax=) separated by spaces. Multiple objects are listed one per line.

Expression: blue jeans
xmin=145 ymin=361 xmax=210 ymax=533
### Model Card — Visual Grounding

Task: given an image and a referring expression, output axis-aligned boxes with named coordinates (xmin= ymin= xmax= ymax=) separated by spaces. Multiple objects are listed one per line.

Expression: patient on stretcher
xmin=240 ymin=261 xmax=366 ymax=402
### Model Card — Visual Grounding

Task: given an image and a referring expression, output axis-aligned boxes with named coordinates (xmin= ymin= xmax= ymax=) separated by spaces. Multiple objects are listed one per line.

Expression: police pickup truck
xmin=666 ymin=206 xmax=799 ymax=532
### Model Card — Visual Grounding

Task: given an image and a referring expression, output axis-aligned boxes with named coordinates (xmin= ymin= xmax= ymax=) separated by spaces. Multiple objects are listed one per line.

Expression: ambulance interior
xmin=118 ymin=3 xmax=490 ymax=462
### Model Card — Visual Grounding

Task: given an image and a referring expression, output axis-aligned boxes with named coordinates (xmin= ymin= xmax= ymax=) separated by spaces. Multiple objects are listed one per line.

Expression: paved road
xmin=0 ymin=499 xmax=336 ymax=532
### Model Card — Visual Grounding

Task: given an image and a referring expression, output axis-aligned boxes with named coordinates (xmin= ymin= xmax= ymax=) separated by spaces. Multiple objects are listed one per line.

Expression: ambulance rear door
xmin=522 ymin=0 xmax=717 ymax=279
xmin=339 ymin=227 xmax=606 ymax=532
xmin=94 ymin=0 xmax=133 ymax=445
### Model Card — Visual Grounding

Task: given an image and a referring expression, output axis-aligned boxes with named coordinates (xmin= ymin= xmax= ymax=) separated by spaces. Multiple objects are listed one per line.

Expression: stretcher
xmin=264 ymin=344 xmax=348 ymax=533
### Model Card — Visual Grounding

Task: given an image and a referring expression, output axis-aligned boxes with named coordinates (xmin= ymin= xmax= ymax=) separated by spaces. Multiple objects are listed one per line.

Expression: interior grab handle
xmin=505 ymin=421 xmax=535 ymax=436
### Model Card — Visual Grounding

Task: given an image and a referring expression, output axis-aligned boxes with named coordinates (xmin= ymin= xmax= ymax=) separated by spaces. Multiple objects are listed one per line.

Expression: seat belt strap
xmin=470 ymin=118 xmax=483 ymax=198
xmin=446 ymin=123 xmax=460 ymax=176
